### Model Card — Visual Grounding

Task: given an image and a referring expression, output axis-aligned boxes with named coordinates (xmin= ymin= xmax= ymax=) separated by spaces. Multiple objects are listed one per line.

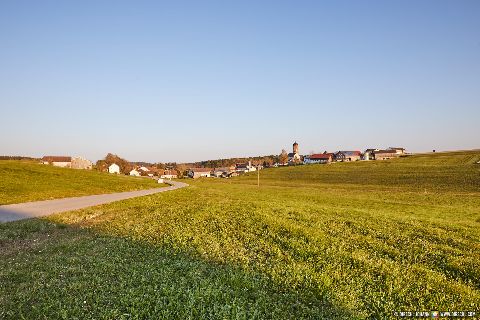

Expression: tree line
xmin=188 ymin=154 xmax=281 ymax=169
xmin=93 ymin=151 xmax=290 ymax=177
xmin=0 ymin=156 xmax=38 ymax=160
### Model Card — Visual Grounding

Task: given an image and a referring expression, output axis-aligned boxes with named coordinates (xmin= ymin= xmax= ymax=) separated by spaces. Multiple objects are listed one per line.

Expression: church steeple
xmin=293 ymin=141 xmax=299 ymax=154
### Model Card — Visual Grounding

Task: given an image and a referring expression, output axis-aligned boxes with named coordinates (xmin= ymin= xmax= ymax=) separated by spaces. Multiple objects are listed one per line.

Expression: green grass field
xmin=1 ymin=151 xmax=479 ymax=319
xmin=0 ymin=160 xmax=160 ymax=205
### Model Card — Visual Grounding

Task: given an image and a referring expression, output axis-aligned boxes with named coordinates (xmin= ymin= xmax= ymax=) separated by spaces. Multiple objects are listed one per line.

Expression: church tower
xmin=293 ymin=141 xmax=299 ymax=154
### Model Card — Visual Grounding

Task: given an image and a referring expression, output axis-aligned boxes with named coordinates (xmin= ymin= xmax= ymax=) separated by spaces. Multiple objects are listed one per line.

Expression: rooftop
xmin=42 ymin=156 xmax=72 ymax=162
xmin=337 ymin=151 xmax=362 ymax=156
xmin=189 ymin=168 xmax=212 ymax=172
xmin=308 ymin=153 xmax=334 ymax=159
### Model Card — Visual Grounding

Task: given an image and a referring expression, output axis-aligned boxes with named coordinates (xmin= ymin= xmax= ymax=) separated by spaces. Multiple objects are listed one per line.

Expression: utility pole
xmin=257 ymin=165 xmax=260 ymax=187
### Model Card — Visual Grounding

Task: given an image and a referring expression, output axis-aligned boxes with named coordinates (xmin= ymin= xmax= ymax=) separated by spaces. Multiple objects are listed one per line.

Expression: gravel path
xmin=0 ymin=180 xmax=188 ymax=223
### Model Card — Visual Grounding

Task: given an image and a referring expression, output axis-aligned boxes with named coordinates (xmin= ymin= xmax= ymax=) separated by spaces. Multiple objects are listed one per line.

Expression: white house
xmin=139 ymin=166 xmax=150 ymax=172
xmin=108 ymin=163 xmax=120 ymax=174
xmin=129 ymin=169 xmax=140 ymax=176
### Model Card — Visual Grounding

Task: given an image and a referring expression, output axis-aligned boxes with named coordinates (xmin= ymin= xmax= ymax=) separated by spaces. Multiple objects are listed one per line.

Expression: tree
xmin=175 ymin=164 xmax=187 ymax=178
xmin=94 ymin=160 xmax=107 ymax=172
xmin=99 ymin=153 xmax=131 ymax=174
xmin=155 ymin=163 xmax=166 ymax=170
xmin=263 ymin=157 xmax=273 ymax=167
xmin=279 ymin=149 xmax=288 ymax=165
xmin=263 ymin=158 xmax=274 ymax=167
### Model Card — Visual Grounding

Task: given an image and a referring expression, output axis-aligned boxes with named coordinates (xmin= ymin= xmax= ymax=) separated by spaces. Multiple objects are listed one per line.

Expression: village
xmin=40 ymin=142 xmax=406 ymax=180
xmin=2 ymin=1 xmax=478 ymax=317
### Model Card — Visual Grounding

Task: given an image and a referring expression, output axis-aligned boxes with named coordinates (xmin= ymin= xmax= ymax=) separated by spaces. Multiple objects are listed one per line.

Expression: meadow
xmin=1 ymin=151 xmax=479 ymax=319
xmin=0 ymin=160 xmax=159 ymax=205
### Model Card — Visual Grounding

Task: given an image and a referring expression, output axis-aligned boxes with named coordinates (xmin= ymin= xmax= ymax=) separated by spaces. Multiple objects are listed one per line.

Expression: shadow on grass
xmin=0 ymin=218 xmax=356 ymax=319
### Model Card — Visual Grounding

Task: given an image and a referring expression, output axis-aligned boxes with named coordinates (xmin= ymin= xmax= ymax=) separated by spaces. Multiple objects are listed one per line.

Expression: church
xmin=288 ymin=141 xmax=301 ymax=163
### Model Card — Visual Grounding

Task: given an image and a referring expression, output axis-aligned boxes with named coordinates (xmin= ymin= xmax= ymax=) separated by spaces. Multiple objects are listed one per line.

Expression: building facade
xmin=335 ymin=151 xmax=362 ymax=162
xmin=373 ymin=150 xmax=398 ymax=160
xmin=108 ymin=163 xmax=120 ymax=174
xmin=129 ymin=169 xmax=140 ymax=176
xmin=389 ymin=147 xmax=406 ymax=155
xmin=304 ymin=153 xmax=334 ymax=164
xmin=188 ymin=168 xmax=212 ymax=179
xmin=71 ymin=157 xmax=92 ymax=169
xmin=161 ymin=169 xmax=178 ymax=179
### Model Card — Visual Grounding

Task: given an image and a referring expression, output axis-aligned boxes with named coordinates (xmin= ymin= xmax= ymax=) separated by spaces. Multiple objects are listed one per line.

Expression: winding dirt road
xmin=0 ymin=180 xmax=188 ymax=223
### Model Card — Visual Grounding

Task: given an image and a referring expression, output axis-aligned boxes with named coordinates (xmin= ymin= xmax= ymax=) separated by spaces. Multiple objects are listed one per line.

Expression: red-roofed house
xmin=304 ymin=153 xmax=334 ymax=164
xmin=42 ymin=156 xmax=72 ymax=168
xmin=161 ymin=169 xmax=178 ymax=179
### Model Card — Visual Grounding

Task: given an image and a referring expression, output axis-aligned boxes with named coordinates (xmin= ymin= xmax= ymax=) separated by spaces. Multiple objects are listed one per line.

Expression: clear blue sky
xmin=1 ymin=1 xmax=479 ymax=163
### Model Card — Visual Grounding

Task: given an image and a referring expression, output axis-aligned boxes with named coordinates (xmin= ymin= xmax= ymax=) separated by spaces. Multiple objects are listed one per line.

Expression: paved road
xmin=0 ymin=180 xmax=188 ymax=223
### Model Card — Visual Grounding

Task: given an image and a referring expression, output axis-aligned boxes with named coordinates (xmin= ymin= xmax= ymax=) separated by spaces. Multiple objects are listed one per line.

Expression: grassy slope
xmin=0 ymin=160 xmax=160 ymax=205
xmin=1 ymin=151 xmax=479 ymax=319
xmin=238 ymin=151 xmax=480 ymax=193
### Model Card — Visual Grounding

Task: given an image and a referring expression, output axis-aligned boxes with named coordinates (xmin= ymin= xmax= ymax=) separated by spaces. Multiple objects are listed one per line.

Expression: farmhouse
xmin=188 ymin=168 xmax=212 ymax=179
xmin=373 ymin=150 xmax=398 ymax=160
xmin=42 ymin=156 xmax=72 ymax=168
xmin=161 ymin=169 xmax=178 ymax=179
xmin=108 ymin=163 xmax=120 ymax=174
xmin=335 ymin=151 xmax=362 ymax=162
xmin=304 ymin=153 xmax=334 ymax=164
